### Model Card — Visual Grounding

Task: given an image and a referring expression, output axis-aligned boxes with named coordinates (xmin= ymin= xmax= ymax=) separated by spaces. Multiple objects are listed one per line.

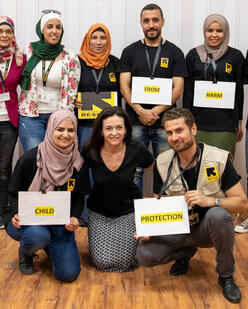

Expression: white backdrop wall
xmin=1 ymin=0 xmax=247 ymax=188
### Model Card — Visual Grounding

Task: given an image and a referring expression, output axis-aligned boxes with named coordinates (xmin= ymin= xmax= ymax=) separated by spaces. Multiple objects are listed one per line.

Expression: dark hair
xmin=92 ymin=27 xmax=105 ymax=34
xmin=83 ymin=107 xmax=132 ymax=162
xmin=140 ymin=3 xmax=164 ymax=19
xmin=161 ymin=108 xmax=196 ymax=129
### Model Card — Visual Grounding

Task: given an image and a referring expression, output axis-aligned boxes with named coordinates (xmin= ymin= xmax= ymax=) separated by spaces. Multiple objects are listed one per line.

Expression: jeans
xmin=136 ymin=207 xmax=234 ymax=277
xmin=0 ymin=121 xmax=18 ymax=217
xmin=77 ymin=125 xmax=93 ymax=223
xmin=19 ymin=114 xmax=51 ymax=152
xmin=77 ymin=125 xmax=93 ymax=150
xmin=132 ymin=125 xmax=169 ymax=196
xmin=7 ymin=222 xmax=81 ymax=282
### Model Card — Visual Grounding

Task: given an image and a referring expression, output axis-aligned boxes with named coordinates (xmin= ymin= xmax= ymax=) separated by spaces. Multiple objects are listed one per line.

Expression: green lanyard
xmin=42 ymin=59 xmax=55 ymax=86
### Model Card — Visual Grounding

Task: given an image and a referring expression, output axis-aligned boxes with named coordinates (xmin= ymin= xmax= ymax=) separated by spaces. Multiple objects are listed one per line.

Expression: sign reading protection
xmin=131 ymin=76 xmax=172 ymax=105
xmin=134 ymin=196 xmax=189 ymax=237
xmin=193 ymin=80 xmax=236 ymax=109
xmin=18 ymin=191 xmax=71 ymax=225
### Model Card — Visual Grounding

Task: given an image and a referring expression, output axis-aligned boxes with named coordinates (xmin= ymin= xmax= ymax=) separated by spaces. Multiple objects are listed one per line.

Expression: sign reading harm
xmin=193 ymin=80 xmax=235 ymax=109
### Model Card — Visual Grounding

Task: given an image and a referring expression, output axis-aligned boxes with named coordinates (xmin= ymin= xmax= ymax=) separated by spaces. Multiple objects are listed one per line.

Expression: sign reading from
xmin=131 ymin=76 xmax=172 ymax=105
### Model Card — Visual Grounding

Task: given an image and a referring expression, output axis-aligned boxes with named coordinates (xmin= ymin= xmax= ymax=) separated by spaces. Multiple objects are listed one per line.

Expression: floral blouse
xmin=19 ymin=44 xmax=80 ymax=117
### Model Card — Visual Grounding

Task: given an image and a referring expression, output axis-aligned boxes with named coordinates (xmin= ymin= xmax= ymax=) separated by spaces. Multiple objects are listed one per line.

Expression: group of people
xmin=0 ymin=2 xmax=248 ymax=305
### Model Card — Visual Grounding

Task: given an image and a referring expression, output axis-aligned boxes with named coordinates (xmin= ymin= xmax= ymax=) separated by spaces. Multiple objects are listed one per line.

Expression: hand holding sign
xmin=134 ymin=196 xmax=190 ymax=237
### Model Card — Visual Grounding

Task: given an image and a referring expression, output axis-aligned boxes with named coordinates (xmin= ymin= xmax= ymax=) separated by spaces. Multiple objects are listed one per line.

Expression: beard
xmin=170 ymin=138 xmax=195 ymax=153
xmin=144 ymin=28 xmax=161 ymax=41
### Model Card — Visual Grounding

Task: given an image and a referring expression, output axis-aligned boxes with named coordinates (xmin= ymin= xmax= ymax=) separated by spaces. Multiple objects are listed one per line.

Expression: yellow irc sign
xmin=206 ymin=91 xmax=223 ymax=99
xmin=161 ymin=57 xmax=169 ymax=68
xmin=144 ymin=86 xmax=160 ymax=93
xmin=140 ymin=212 xmax=183 ymax=224
xmin=205 ymin=166 xmax=219 ymax=182
xmin=35 ymin=207 xmax=54 ymax=216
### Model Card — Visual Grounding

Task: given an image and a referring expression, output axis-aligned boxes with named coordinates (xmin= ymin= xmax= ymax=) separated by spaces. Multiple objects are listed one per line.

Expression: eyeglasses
xmin=41 ymin=9 xmax=61 ymax=17
xmin=0 ymin=29 xmax=13 ymax=35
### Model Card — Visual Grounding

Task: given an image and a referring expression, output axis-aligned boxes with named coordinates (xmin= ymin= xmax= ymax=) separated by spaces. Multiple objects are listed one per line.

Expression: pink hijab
xmin=29 ymin=110 xmax=83 ymax=192
xmin=196 ymin=14 xmax=230 ymax=63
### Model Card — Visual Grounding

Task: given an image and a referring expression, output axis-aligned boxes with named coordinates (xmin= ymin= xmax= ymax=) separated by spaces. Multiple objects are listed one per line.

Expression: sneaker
xmin=234 ymin=218 xmax=248 ymax=233
xmin=18 ymin=247 xmax=36 ymax=275
xmin=218 ymin=276 xmax=241 ymax=303
xmin=170 ymin=246 xmax=197 ymax=276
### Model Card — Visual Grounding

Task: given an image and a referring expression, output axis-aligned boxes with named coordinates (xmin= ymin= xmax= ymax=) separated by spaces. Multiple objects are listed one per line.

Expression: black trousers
xmin=0 ymin=121 xmax=18 ymax=217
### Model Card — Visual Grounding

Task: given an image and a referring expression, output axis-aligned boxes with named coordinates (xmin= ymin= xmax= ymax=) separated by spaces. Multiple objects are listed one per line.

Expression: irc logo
xmin=205 ymin=166 xmax=219 ymax=182
xmin=109 ymin=73 xmax=116 ymax=82
xmin=225 ymin=63 xmax=232 ymax=74
xmin=161 ymin=58 xmax=169 ymax=68
xmin=67 ymin=179 xmax=75 ymax=191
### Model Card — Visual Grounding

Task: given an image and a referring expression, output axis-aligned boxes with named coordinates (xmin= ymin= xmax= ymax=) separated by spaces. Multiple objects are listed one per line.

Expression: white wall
xmin=1 ymin=0 xmax=247 ymax=188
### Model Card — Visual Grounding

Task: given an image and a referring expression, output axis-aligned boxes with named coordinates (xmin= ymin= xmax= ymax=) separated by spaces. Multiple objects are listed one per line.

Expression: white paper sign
xmin=0 ymin=92 xmax=10 ymax=102
xmin=131 ymin=76 xmax=172 ymax=105
xmin=134 ymin=196 xmax=190 ymax=237
xmin=18 ymin=191 xmax=71 ymax=225
xmin=193 ymin=80 xmax=236 ymax=109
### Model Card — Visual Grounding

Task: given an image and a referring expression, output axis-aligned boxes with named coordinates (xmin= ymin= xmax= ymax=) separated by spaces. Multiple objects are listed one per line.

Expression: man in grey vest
xmin=136 ymin=108 xmax=248 ymax=304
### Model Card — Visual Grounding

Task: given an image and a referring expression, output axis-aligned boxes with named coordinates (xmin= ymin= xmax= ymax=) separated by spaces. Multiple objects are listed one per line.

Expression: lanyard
xmin=0 ymin=59 xmax=11 ymax=92
xmin=144 ymin=38 xmax=162 ymax=79
xmin=91 ymin=68 xmax=104 ymax=94
xmin=157 ymin=144 xmax=201 ymax=199
xmin=204 ymin=53 xmax=217 ymax=83
xmin=42 ymin=59 xmax=55 ymax=87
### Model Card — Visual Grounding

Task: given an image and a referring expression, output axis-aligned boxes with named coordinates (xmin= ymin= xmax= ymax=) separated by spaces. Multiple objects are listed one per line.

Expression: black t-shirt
xmin=183 ymin=47 xmax=245 ymax=131
xmin=75 ymin=55 xmax=121 ymax=127
xmin=117 ymin=40 xmax=188 ymax=127
xmin=82 ymin=140 xmax=154 ymax=216
xmin=153 ymin=144 xmax=241 ymax=221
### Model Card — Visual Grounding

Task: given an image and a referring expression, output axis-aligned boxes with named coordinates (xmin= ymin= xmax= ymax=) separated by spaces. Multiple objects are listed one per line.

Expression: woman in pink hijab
xmin=4 ymin=109 xmax=89 ymax=281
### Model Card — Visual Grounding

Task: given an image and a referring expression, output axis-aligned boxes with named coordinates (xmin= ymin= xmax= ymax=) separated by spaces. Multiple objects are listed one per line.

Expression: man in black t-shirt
xmin=136 ymin=108 xmax=248 ymax=304
xmin=118 ymin=3 xmax=187 ymax=195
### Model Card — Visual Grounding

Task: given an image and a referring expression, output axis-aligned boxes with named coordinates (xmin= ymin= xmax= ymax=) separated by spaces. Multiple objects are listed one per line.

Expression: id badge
xmin=37 ymin=93 xmax=50 ymax=104
xmin=189 ymin=213 xmax=199 ymax=226
xmin=0 ymin=92 xmax=10 ymax=102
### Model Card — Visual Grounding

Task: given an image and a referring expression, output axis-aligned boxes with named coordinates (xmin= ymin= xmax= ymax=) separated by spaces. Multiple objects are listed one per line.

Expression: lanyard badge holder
xmin=204 ymin=53 xmax=217 ymax=84
xmin=0 ymin=59 xmax=11 ymax=102
xmin=157 ymin=145 xmax=201 ymax=225
xmin=144 ymin=38 xmax=162 ymax=79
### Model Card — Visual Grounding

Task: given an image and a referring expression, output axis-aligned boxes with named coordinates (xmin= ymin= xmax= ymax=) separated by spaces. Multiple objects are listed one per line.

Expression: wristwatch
xmin=215 ymin=198 xmax=221 ymax=206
